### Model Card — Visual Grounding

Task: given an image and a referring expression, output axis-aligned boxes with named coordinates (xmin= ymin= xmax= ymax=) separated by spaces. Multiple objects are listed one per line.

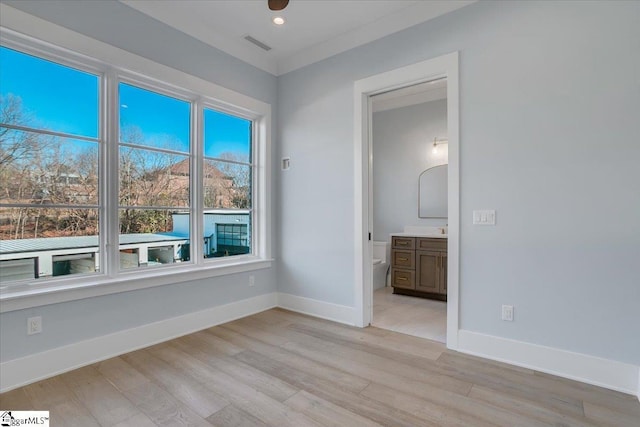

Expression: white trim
xmin=0 ymin=292 xmax=278 ymax=393
xmin=3 ymin=293 xmax=637 ymax=396
xmin=353 ymin=52 xmax=460 ymax=351
xmin=458 ymin=330 xmax=640 ymax=397
xmin=277 ymin=293 xmax=355 ymax=326
xmin=0 ymin=259 xmax=273 ymax=313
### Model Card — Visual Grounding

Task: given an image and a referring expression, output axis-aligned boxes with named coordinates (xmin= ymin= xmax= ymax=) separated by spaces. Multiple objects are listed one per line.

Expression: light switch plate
xmin=501 ymin=305 xmax=514 ymax=321
xmin=473 ymin=209 xmax=496 ymax=225
xmin=281 ymin=157 xmax=290 ymax=170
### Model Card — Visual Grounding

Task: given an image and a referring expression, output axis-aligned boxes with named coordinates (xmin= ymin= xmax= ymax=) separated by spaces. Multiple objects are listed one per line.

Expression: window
xmin=0 ymin=46 xmax=101 ymax=281
xmin=0 ymin=33 xmax=270 ymax=301
xmin=118 ymin=82 xmax=191 ymax=269
xmin=203 ymin=108 xmax=253 ymax=258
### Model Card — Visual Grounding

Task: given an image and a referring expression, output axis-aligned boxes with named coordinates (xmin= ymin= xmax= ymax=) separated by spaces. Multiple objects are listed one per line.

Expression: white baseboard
xmin=277 ymin=292 xmax=355 ymax=326
xmin=458 ymin=329 xmax=639 ymax=396
xmin=0 ymin=292 xmax=278 ymax=393
xmin=3 ymin=296 xmax=637 ymax=400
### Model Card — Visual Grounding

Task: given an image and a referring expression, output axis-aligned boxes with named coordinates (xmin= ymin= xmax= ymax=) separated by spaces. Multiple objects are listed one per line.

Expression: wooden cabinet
xmin=391 ymin=236 xmax=447 ymax=300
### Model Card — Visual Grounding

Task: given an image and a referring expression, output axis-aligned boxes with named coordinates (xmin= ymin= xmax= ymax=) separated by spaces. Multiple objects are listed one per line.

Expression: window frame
xmin=0 ymin=27 xmax=272 ymax=312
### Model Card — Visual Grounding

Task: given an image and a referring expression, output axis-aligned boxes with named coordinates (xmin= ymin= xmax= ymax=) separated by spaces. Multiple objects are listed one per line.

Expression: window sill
xmin=0 ymin=257 xmax=273 ymax=313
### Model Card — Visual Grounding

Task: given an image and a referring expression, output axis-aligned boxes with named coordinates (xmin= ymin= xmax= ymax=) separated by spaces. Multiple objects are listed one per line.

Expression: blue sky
xmin=1 ymin=46 xmax=251 ymax=162
xmin=0 ymin=46 xmax=99 ymax=138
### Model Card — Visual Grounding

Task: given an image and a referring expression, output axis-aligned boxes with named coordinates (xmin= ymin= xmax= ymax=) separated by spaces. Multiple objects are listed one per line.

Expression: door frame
xmin=353 ymin=52 xmax=460 ymax=349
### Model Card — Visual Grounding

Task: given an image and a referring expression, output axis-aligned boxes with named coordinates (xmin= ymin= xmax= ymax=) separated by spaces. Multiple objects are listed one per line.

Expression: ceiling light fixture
xmin=272 ymin=16 xmax=285 ymax=25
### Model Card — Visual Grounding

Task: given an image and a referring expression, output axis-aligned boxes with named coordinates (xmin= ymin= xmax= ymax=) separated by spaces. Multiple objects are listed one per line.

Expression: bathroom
xmin=370 ymin=78 xmax=449 ymax=343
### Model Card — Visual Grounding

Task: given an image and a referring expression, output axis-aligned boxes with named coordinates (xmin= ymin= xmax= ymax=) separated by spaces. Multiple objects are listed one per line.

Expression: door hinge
xmin=368 ymin=232 xmax=372 ymax=241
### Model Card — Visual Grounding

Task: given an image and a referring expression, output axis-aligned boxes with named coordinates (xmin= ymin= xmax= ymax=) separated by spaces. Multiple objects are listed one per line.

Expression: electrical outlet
xmin=28 ymin=316 xmax=42 ymax=335
xmin=249 ymin=275 xmax=255 ymax=287
xmin=501 ymin=305 xmax=514 ymax=321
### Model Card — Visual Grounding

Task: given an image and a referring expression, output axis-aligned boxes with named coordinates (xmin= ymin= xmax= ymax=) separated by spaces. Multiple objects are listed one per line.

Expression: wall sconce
xmin=432 ymin=137 xmax=448 ymax=154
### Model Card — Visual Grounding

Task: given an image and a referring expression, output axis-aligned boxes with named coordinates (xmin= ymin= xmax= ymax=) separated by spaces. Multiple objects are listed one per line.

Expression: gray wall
xmin=278 ymin=1 xmax=640 ymax=365
xmin=3 ymin=1 xmax=639 ymax=367
xmin=372 ymin=99 xmax=448 ymax=241
xmin=1 ymin=1 xmax=279 ymax=361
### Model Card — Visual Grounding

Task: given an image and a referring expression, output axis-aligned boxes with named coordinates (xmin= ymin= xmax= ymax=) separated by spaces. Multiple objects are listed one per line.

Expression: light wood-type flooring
xmin=1 ymin=308 xmax=638 ymax=426
xmin=373 ymin=286 xmax=447 ymax=343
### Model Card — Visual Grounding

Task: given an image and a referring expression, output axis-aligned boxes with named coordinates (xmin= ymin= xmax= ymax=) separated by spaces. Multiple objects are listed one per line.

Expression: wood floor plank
xmin=206 ymin=326 xmax=371 ymax=393
xmin=206 ymin=404 xmax=270 ymax=427
xmin=159 ymin=341 xmax=298 ymax=403
xmin=279 ymin=335 xmax=473 ymax=395
xmin=583 ymin=400 xmax=640 ymax=427
xmin=97 ymin=356 xmax=151 ymax=393
xmin=178 ymin=330 xmax=244 ymax=356
xmin=122 ymin=349 xmax=229 ymax=418
xmin=533 ymin=370 xmax=640 ymax=418
xmin=284 ymin=390 xmax=384 ymax=427
xmin=223 ymin=318 xmax=468 ymax=396
xmin=111 ymin=412 xmax=158 ymax=427
xmin=0 ymin=387 xmax=35 ymax=410
xmin=49 ymin=399 xmax=101 ymax=427
xmin=22 ymin=376 xmax=76 ymax=408
xmin=360 ymin=382 xmax=499 ymax=427
xmin=286 ymin=320 xmax=442 ymax=363
xmin=274 ymin=308 xmax=445 ymax=358
xmin=222 ymin=319 xmax=291 ymax=346
xmin=233 ymin=319 xmax=460 ymax=395
xmin=60 ymin=365 xmax=141 ymax=426
xmin=233 ymin=348 xmax=438 ymax=427
xmin=140 ymin=343 xmax=322 ymax=427
xmin=121 ymin=381 xmax=212 ymax=427
xmin=2 ymin=308 xmax=638 ymax=427
xmin=468 ymin=384 xmax=601 ymax=427
xmin=435 ymin=352 xmax=586 ymax=417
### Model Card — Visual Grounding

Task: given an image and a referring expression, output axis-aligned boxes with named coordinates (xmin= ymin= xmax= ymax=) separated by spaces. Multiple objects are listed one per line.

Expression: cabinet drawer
xmin=392 ymin=236 xmax=415 ymax=250
xmin=417 ymin=238 xmax=447 ymax=251
xmin=391 ymin=249 xmax=415 ymax=269
xmin=392 ymin=268 xmax=415 ymax=289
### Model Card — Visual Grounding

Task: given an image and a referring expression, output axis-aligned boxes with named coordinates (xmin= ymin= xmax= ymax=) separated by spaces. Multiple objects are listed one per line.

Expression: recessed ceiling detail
xmin=120 ymin=0 xmax=475 ymax=76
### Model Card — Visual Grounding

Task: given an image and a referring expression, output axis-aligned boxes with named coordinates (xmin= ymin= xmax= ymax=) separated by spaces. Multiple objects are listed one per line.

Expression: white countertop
xmin=391 ymin=232 xmax=447 ymax=239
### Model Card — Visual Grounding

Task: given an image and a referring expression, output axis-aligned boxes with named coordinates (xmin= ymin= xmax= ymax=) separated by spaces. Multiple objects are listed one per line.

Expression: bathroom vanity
xmin=391 ymin=233 xmax=447 ymax=300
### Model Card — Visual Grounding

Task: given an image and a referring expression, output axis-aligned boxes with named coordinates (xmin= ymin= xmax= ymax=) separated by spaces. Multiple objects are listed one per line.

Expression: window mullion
xmin=104 ymin=69 xmax=120 ymax=277
xmin=192 ymin=99 xmax=204 ymax=265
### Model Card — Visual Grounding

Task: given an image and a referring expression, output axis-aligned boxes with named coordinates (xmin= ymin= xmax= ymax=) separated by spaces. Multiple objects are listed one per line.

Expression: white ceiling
xmin=121 ymin=0 xmax=474 ymax=76
xmin=371 ymin=78 xmax=446 ymax=113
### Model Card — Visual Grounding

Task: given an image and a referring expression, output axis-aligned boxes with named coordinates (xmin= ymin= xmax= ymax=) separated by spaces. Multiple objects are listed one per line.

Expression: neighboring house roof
xmin=169 ymin=159 xmax=229 ymax=179
xmin=0 ymin=232 xmax=189 ymax=254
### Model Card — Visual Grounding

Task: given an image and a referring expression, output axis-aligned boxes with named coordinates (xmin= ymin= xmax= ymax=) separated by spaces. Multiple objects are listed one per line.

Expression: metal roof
xmin=0 ymin=232 xmax=188 ymax=255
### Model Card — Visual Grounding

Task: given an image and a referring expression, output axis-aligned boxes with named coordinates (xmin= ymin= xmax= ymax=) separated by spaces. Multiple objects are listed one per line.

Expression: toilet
xmin=372 ymin=241 xmax=390 ymax=290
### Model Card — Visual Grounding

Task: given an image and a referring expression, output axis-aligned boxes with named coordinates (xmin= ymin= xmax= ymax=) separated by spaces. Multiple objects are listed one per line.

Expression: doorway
xmin=370 ymin=79 xmax=448 ymax=343
xmin=353 ymin=52 xmax=460 ymax=350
